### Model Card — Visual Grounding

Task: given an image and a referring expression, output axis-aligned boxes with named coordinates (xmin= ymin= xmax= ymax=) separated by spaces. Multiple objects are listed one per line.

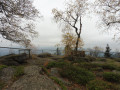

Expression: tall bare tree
xmin=52 ymin=0 xmax=88 ymax=51
xmin=93 ymin=46 xmax=103 ymax=57
xmin=0 ymin=0 xmax=40 ymax=46
xmin=95 ymin=0 xmax=120 ymax=40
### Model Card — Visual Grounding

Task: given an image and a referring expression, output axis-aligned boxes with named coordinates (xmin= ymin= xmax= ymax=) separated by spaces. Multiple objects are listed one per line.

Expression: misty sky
xmin=0 ymin=0 xmax=120 ymax=51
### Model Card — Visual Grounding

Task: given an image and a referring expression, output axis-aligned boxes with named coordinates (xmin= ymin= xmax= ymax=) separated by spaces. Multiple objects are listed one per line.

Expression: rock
xmin=0 ymin=67 xmax=15 ymax=82
xmin=1 ymin=59 xmax=20 ymax=66
xmin=24 ymin=65 xmax=42 ymax=75
xmin=50 ymin=68 xmax=59 ymax=77
xmin=8 ymin=66 xmax=61 ymax=90
xmin=0 ymin=54 xmax=28 ymax=66
xmin=9 ymin=74 xmax=60 ymax=90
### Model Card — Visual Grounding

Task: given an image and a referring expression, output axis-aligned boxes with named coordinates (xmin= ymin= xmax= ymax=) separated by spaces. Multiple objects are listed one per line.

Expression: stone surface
xmin=0 ymin=67 xmax=15 ymax=82
xmin=50 ymin=68 xmax=59 ymax=77
xmin=8 ymin=66 xmax=61 ymax=90
xmin=0 ymin=54 xmax=28 ymax=66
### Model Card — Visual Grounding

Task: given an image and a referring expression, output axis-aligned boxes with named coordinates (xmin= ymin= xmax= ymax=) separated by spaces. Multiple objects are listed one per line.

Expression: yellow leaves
xmin=61 ymin=32 xmax=84 ymax=49
xmin=93 ymin=46 xmax=103 ymax=52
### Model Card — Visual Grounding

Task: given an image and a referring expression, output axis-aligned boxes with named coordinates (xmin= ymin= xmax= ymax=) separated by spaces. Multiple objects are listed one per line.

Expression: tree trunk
xmin=75 ymin=17 xmax=82 ymax=52
xmin=75 ymin=34 xmax=80 ymax=51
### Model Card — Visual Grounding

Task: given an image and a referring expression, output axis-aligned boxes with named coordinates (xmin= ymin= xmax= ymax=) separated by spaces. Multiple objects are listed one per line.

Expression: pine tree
xmin=104 ymin=44 xmax=111 ymax=58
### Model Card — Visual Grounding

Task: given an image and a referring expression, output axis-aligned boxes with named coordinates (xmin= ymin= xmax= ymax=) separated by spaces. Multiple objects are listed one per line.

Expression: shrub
xmin=47 ymin=61 xmax=69 ymax=69
xmin=63 ymin=55 xmax=74 ymax=61
xmin=0 ymin=65 xmax=8 ymax=76
xmin=0 ymin=82 xmax=5 ymax=90
xmin=0 ymin=65 xmax=8 ymax=70
xmin=86 ymin=56 xmax=96 ymax=62
xmin=103 ymin=72 xmax=120 ymax=83
xmin=97 ymin=58 xmax=107 ymax=62
xmin=14 ymin=66 xmax=24 ymax=79
xmin=114 ymin=58 xmax=120 ymax=62
xmin=42 ymin=66 xmax=50 ymax=76
xmin=71 ymin=56 xmax=96 ymax=62
xmin=50 ymin=76 xmax=67 ymax=90
xmin=87 ymin=80 xmax=118 ymax=90
xmin=90 ymin=67 xmax=103 ymax=72
xmin=78 ymin=63 xmax=101 ymax=70
xmin=38 ymin=53 xmax=52 ymax=58
xmin=60 ymin=65 xmax=95 ymax=85
xmin=101 ymin=64 xmax=117 ymax=70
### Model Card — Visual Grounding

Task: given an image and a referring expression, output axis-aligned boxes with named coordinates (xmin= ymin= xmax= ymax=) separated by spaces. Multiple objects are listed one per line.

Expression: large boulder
xmin=0 ymin=67 xmax=15 ymax=82
xmin=0 ymin=53 xmax=28 ymax=66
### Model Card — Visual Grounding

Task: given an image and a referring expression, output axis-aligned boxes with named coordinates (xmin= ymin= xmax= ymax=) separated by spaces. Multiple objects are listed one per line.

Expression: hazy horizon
xmin=0 ymin=0 xmax=120 ymax=52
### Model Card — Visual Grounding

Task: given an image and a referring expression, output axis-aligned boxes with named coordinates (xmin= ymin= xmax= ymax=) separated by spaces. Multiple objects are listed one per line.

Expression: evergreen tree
xmin=104 ymin=44 xmax=111 ymax=58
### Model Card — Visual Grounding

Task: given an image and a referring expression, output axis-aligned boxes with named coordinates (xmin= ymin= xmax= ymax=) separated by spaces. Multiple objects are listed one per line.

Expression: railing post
xmin=28 ymin=49 xmax=31 ymax=59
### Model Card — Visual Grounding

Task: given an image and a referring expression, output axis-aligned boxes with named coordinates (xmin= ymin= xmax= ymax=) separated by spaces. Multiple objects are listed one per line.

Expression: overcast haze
xmin=0 ymin=0 xmax=120 ymax=51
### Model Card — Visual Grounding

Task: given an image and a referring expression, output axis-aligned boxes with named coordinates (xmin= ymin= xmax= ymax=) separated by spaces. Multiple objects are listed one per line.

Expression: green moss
xmin=47 ymin=61 xmax=69 ymax=69
xmin=13 ymin=66 xmax=24 ymax=79
xmin=0 ymin=65 xmax=8 ymax=70
xmin=103 ymin=72 xmax=120 ymax=83
xmin=42 ymin=66 xmax=67 ymax=90
xmin=60 ymin=65 xmax=95 ymax=85
xmin=101 ymin=64 xmax=117 ymax=70
xmin=87 ymin=80 xmax=119 ymax=90
xmin=0 ymin=82 xmax=5 ymax=90
xmin=42 ymin=66 xmax=50 ymax=76
xmin=50 ymin=76 xmax=67 ymax=90
xmin=97 ymin=58 xmax=107 ymax=62
xmin=78 ymin=63 xmax=101 ymax=70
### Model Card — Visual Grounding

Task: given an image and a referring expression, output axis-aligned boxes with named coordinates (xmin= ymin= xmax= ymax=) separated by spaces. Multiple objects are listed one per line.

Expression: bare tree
xmin=95 ymin=0 xmax=120 ymax=40
xmin=0 ymin=0 xmax=40 ymax=46
xmin=52 ymin=0 xmax=88 ymax=51
xmin=87 ymin=48 xmax=94 ymax=56
xmin=87 ymin=46 xmax=103 ymax=57
xmin=93 ymin=46 xmax=103 ymax=57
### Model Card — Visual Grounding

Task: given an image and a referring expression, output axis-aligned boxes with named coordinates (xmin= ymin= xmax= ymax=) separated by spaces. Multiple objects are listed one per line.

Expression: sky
xmin=0 ymin=0 xmax=120 ymax=51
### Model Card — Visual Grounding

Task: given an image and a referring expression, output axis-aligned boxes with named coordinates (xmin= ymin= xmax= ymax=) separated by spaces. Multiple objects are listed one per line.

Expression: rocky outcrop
xmin=9 ymin=66 xmax=61 ymax=90
xmin=0 ymin=53 xmax=28 ymax=66
xmin=0 ymin=67 xmax=15 ymax=82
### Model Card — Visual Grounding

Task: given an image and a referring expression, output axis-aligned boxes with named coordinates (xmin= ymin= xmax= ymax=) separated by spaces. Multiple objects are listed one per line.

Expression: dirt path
xmin=6 ymin=58 xmax=61 ymax=90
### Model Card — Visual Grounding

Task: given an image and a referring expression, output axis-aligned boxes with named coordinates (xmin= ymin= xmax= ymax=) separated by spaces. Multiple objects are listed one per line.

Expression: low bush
xmin=71 ymin=56 xmax=96 ymax=62
xmin=0 ymin=65 xmax=8 ymax=76
xmin=86 ymin=56 xmax=96 ymax=62
xmin=38 ymin=53 xmax=52 ymax=58
xmin=0 ymin=65 xmax=8 ymax=70
xmin=103 ymin=72 xmax=120 ymax=83
xmin=47 ymin=61 xmax=69 ymax=69
xmin=114 ymin=58 xmax=120 ymax=62
xmin=90 ymin=67 xmax=103 ymax=72
xmin=60 ymin=65 xmax=95 ymax=85
xmin=101 ymin=64 xmax=117 ymax=70
xmin=63 ymin=55 xmax=74 ymax=61
xmin=74 ymin=57 xmax=90 ymax=62
xmin=0 ymin=82 xmax=5 ymax=90
xmin=117 ymin=67 xmax=120 ymax=71
xmin=50 ymin=76 xmax=67 ymax=90
xmin=78 ymin=63 xmax=101 ymax=70
xmin=14 ymin=66 xmax=24 ymax=79
xmin=87 ymin=80 xmax=119 ymax=90
xmin=42 ymin=66 xmax=50 ymax=76
xmin=97 ymin=58 xmax=107 ymax=62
